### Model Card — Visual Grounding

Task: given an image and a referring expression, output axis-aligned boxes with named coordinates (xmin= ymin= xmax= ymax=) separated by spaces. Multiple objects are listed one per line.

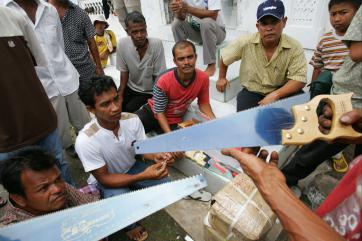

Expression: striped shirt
xmin=221 ymin=33 xmax=307 ymax=95
xmin=310 ymin=30 xmax=349 ymax=72
xmin=148 ymin=68 xmax=210 ymax=124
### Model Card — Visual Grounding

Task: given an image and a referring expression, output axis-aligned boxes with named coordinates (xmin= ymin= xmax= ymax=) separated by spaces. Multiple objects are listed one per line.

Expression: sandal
xmin=184 ymin=190 xmax=212 ymax=202
xmin=125 ymin=223 xmax=148 ymax=241
xmin=332 ymin=153 xmax=348 ymax=173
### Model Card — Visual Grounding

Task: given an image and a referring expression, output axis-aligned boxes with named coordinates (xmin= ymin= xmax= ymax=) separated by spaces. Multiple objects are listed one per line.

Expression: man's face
xmin=127 ymin=22 xmax=147 ymax=48
xmin=330 ymin=2 xmax=357 ymax=35
xmin=92 ymin=87 xmax=122 ymax=124
xmin=256 ymin=16 xmax=287 ymax=46
xmin=173 ymin=46 xmax=197 ymax=75
xmin=16 ymin=166 xmax=67 ymax=215
xmin=95 ymin=22 xmax=107 ymax=35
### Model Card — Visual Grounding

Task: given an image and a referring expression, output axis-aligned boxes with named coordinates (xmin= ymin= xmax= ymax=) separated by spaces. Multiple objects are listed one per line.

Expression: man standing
xmin=117 ymin=11 xmax=166 ymax=113
xmin=76 ymin=75 xmax=173 ymax=241
xmin=49 ymin=0 xmax=104 ymax=83
xmin=136 ymin=40 xmax=216 ymax=134
xmin=170 ymin=0 xmax=226 ymax=76
xmin=4 ymin=0 xmax=91 ymax=156
xmin=0 ymin=6 xmax=73 ymax=185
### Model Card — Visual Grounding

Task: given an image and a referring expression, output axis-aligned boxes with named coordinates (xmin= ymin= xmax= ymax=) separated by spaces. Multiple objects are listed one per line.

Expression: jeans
xmin=0 ymin=129 xmax=74 ymax=186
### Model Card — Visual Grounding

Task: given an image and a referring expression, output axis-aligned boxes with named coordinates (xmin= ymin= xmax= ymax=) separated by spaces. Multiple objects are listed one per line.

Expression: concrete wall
xmin=79 ymin=0 xmax=335 ymax=83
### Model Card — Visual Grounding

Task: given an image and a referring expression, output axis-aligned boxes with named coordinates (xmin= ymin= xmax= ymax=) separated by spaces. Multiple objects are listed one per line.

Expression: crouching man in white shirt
xmin=75 ymin=75 xmax=173 ymax=241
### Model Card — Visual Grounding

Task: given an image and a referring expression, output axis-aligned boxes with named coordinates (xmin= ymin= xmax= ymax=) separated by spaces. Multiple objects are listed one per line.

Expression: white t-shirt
xmin=75 ymin=113 xmax=147 ymax=184
xmin=186 ymin=0 xmax=224 ymax=27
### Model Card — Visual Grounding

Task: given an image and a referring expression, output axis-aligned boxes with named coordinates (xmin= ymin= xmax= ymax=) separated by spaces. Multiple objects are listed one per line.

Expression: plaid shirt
xmin=0 ymin=184 xmax=98 ymax=226
xmin=61 ymin=2 xmax=96 ymax=82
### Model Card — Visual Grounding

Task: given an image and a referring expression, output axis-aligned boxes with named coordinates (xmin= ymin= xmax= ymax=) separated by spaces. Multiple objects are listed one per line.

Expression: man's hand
xmin=318 ymin=104 xmax=333 ymax=134
xmin=142 ymin=162 xmax=168 ymax=180
xmin=319 ymin=104 xmax=362 ymax=143
xmin=154 ymin=153 xmax=175 ymax=166
xmin=258 ymin=91 xmax=280 ymax=106
xmin=170 ymin=0 xmax=183 ymax=13
xmin=216 ymin=77 xmax=229 ymax=92
xmin=170 ymin=152 xmax=185 ymax=160
xmin=221 ymin=148 xmax=285 ymax=198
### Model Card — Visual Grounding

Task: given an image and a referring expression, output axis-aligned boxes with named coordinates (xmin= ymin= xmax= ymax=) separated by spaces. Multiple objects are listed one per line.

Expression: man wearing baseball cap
xmin=94 ymin=15 xmax=117 ymax=68
xmin=216 ymin=0 xmax=307 ymax=154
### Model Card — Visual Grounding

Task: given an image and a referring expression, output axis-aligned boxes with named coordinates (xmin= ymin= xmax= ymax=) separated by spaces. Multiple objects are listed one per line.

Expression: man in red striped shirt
xmin=136 ymin=40 xmax=215 ymax=134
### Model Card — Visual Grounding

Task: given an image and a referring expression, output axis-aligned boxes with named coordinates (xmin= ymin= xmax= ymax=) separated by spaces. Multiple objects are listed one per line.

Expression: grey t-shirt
xmin=116 ymin=37 xmax=166 ymax=94
xmin=331 ymin=6 xmax=362 ymax=108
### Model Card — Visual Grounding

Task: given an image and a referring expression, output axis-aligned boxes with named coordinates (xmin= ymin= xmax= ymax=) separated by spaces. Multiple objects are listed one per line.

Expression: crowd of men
xmin=0 ymin=0 xmax=361 ymax=240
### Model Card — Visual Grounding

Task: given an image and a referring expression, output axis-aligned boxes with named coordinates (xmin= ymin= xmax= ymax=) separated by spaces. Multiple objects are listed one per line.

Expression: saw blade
xmin=0 ymin=175 xmax=207 ymax=241
xmin=135 ymin=93 xmax=309 ymax=154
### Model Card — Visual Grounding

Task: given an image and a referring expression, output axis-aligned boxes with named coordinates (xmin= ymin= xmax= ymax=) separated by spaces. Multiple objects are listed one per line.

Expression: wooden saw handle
xmin=282 ymin=93 xmax=362 ymax=145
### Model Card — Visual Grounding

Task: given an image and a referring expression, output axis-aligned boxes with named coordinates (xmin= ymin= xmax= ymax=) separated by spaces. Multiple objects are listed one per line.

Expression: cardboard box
xmin=209 ymin=173 xmax=276 ymax=240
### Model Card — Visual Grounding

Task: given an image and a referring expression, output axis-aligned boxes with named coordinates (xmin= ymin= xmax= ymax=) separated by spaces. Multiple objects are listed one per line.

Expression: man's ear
xmin=9 ymin=194 xmax=26 ymax=208
xmin=173 ymin=58 xmax=176 ymax=65
xmin=86 ymin=106 xmax=95 ymax=114
xmin=282 ymin=17 xmax=287 ymax=27
xmin=256 ymin=22 xmax=260 ymax=31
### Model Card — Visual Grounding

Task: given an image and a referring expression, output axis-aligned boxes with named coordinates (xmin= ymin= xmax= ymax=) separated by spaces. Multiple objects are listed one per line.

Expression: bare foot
xmin=205 ymin=64 xmax=216 ymax=76
xmin=126 ymin=225 xmax=148 ymax=241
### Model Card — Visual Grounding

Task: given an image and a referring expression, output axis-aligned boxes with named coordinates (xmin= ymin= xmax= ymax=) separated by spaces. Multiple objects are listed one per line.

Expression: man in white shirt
xmin=4 ymin=0 xmax=91 ymax=156
xmin=170 ymin=0 xmax=226 ymax=76
xmin=75 ymin=75 xmax=173 ymax=241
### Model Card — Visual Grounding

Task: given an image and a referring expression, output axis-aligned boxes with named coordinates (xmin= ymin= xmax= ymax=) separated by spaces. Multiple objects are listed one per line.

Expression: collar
xmin=174 ymin=68 xmax=196 ymax=88
xmin=95 ymin=118 xmax=122 ymax=137
xmin=5 ymin=0 xmax=43 ymax=8
xmin=5 ymin=0 xmax=47 ymax=28
xmin=252 ymin=32 xmax=292 ymax=49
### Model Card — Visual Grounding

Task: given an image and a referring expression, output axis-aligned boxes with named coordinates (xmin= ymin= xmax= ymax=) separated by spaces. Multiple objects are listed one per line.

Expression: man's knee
xmin=199 ymin=18 xmax=216 ymax=31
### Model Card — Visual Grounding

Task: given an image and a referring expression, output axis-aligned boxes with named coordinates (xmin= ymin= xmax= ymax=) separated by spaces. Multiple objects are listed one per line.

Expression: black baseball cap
xmin=257 ymin=0 xmax=285 ymax=21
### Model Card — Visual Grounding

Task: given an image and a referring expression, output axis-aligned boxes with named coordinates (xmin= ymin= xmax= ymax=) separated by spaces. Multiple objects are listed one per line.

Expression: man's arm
xmin=183 ymin=2 xmax=218 ymax=20
xmin=311 ymin=67 xmax=322 ymax=82
xmin=349 ymin=42 xmax=362 ymax=62
xmin=216 ymin=57 xmax=229 ymax=92
xmin=119 ymin=71 xmax=129 ymax=98
xmin=223 ymin=149 xmax=344 ymax=241
xmin=88 ymin=38 xmax=104 ymax=75
xmin=91 ymin=163 xmax=168 ymax=188
xmin=170 ymin=0 xmax=187 ymax=20
xmin=156 ymin=112 xmax=172 ymax=133
xmin=258 ymin=80 xmax=306 ymax=105
xmin=198 ymin=103 xmax=215 ymax=120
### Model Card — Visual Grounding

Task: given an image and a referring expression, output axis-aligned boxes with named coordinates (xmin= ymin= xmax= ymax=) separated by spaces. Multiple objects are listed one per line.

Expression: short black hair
xmin=125 ymin=11 xmax=146 ymax=28
xmin=172 ymin=40 xmax=196 ymax=58
xmin=78 ymin=75 xmax=117 ymax=108
xmin=328 ymin=0 xmax=362 ymax=10
xmin=0 ymin=148 xmax=57 ymax=197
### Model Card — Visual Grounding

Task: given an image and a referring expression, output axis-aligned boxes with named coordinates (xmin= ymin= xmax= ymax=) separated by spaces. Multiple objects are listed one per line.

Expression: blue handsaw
xmin=135 ymin=93 xmax=362 ymax=154
xmin=0 ymin=175 xmax=207 ymax=241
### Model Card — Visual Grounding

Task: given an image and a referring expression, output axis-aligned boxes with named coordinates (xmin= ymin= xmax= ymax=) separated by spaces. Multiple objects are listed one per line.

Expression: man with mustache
xmin=216 ymin=0 xmax=307 ymax=154
xmin=136 ymin=40 xmax=215 ymax=135
xmin=0 ymin=148 xmax=97 ymax=226
xmin=117 ymin=11 xmax=166 ymax=113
